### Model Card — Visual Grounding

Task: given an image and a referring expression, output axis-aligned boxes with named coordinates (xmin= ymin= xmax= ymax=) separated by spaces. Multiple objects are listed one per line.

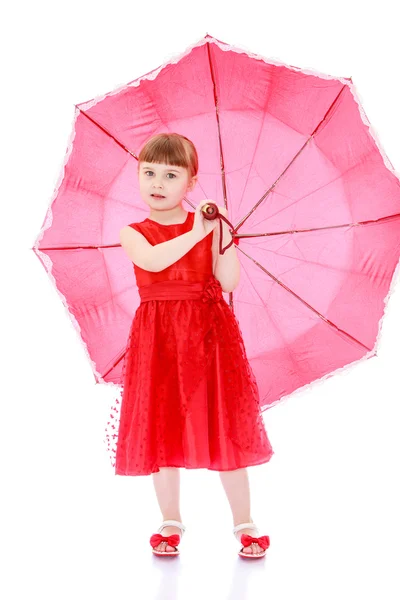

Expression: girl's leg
xmin=152 ymin=467 xmax=183 ymax=553
xmin=219 ymin=467 xmax=264 ymax=555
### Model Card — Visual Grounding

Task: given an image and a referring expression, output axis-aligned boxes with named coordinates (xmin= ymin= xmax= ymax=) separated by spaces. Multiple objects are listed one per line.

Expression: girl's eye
xmin=145 ymin=170 xmax=176 ymax=178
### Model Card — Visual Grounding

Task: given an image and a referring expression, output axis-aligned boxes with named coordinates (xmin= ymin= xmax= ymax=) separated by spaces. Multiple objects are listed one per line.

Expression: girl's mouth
xmin=151 ymin=194 xmax=165 ymax=199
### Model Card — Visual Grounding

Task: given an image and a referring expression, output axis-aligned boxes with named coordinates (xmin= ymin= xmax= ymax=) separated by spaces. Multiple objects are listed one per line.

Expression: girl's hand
xmin=192 ymin=199 xmax=222 ymax=240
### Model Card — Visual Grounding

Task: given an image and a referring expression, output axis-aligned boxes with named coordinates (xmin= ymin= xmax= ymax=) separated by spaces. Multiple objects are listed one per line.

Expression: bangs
xmin=138 ymin=133 xmax=198 ymax=178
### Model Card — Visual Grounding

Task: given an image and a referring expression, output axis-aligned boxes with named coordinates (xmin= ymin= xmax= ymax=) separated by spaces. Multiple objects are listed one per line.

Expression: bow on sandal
xmin=233 ymin=522 xmax=270 ymax=558
xmin=150 ymin=519 xmax=186 ymax=556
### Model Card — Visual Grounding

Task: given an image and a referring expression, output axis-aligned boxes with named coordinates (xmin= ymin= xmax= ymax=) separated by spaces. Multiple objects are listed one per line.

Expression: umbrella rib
xmin=103 ymin=350 xmax=126 ymax=380
xmin=234 ymin=85 xmax=349 ymax=234
xmin=35 ymin=242 xmax=123 ymax=250
xmin=236 ymin=244 xmax=373 ymax=353
xmin=76 ymin=106 xmax=139 ymax=158
xmin=233 ymin=212 xmax=400 ymax=240
xmin=240 ymin=264 xmax=307 ymax=370
xmin=75 ymin=106 xmax=212 ymax=216
xmin=206 ymin=41 xmax=229 ymax=212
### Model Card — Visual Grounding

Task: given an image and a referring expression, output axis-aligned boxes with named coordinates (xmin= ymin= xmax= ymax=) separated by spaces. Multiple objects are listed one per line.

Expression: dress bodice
xmin=128 ymin=211 xmax=213 ymax=288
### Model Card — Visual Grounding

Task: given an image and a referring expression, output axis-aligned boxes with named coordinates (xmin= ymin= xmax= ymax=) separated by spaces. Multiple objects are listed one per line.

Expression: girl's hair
xmin=137 ymin=133 xmax=198 ymax=180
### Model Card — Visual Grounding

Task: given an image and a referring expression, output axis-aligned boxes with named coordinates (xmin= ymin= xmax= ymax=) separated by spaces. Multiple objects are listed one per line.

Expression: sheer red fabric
xmin=113 ymin=210 xmax=274 ymax=476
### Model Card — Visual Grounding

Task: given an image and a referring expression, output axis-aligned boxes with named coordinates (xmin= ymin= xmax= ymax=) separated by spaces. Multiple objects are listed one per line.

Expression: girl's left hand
xmin=204 ymin=202 xmax=231 ymax=231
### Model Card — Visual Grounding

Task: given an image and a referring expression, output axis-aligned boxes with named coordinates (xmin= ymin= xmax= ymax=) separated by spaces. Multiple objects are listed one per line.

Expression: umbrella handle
xmin=217 ymin=214 xmax=236 ymax=255
xmin=201 ymin=203 xmax=237 ymax=255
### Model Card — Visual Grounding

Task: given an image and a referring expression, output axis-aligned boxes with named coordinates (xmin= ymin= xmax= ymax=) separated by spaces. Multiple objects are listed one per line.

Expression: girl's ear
xmin=188 ymin=175 xmax=198 ymax=191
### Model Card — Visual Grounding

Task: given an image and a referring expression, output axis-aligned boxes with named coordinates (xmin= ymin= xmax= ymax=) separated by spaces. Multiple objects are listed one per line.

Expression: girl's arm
xmin=120 ymin=227 xmax=204 ymax=272
xmin=212 ymin=218 xmax=240 ymax=293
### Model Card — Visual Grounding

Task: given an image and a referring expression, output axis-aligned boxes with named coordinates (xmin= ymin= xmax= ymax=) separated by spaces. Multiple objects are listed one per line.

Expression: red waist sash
xmin=139 ymin=275 xmax=223 ymax=304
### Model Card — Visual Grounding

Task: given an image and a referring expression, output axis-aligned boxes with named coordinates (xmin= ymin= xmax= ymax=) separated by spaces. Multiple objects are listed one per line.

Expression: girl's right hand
xmin=192 ymin=199 xmax=220 ymax=240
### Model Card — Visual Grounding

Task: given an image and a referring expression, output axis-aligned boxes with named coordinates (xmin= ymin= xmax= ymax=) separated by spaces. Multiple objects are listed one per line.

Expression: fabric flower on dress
xmin=201 ymin=276 xmax=223 ymax=304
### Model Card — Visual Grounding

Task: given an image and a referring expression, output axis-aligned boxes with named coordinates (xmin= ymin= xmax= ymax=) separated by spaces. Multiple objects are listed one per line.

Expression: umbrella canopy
xmin=32 ymin=33 xmax=400 ymax=424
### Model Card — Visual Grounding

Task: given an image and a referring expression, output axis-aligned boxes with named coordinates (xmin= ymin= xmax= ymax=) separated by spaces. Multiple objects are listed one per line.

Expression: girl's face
xmin=138 ymin=161 xmax=197 ymax=212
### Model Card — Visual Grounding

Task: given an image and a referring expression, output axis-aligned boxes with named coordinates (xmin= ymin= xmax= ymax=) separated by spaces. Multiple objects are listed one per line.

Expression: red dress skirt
xmin=111 ymin=211 xmax=274 ymax=476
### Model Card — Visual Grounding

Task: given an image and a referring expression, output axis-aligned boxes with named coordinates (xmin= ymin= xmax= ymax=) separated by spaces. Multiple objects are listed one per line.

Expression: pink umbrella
xmin=32 ymin=34 xmax=400 ymax=468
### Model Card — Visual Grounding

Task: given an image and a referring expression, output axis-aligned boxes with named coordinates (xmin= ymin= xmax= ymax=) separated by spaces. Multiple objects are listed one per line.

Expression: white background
xmin=2 ymin=1 xmax=400 ymax=599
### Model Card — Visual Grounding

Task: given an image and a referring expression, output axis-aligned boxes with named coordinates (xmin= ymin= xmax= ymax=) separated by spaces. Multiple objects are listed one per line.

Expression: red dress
xmin=113 ymin=210 xmax=274 ymax=476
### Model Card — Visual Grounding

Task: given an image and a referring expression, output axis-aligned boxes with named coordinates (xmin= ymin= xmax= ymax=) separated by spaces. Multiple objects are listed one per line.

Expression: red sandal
xmin=233 ymin=522 xmax=270 ymax=558
xmin=150 ymin=519 xmax=186 ymax=556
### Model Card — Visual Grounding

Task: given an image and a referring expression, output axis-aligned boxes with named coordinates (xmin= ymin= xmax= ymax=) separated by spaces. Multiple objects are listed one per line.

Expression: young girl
xmin=111 ymin=133 xmax=274 ymax=558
